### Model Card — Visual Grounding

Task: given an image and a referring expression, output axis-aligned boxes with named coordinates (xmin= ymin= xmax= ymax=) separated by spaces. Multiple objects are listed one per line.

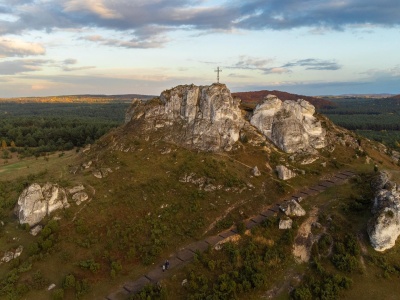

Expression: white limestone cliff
xmin=250 ymin=95 xmax=326 ymax=153
xmin=368 ymin=172 xmax=400 ymax=251
xmin=15 ymin=183 xmax=69 ymax=227
xmin=125 ymin=83 xmax=245 ymax=152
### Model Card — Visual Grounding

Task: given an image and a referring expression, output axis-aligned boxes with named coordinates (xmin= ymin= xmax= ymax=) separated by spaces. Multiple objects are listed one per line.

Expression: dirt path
xmin=293 ymin=206 xmax=319 ymax=263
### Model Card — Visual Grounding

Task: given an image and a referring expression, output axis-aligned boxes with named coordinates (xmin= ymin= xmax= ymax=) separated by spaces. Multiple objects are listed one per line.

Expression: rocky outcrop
xmin=72 ymin=192 xmax=89 ymax=205
xmin=276 ymin=165 xmax=296 ymax=180
xmin=124 ymin=84 xmax=245 ymax=152
xmin=282 ymin=200 xmax=306 ymax=217
xmin=250 ymin=95 xmax=326 ymax=153
xmin=15 ymin=183 xmax=89 ymax=226
xmin=251 ymin=166 xmax=261 ymax=177
xmin=15 ymin=183 xmax=69 ymax=227
xmin=368 ymin=172 xmax=400 ymax=251
xmin=1 ymin=246 xmax=23 ymax=264
xmin=279 ymin=218 xmax=293 ymax=229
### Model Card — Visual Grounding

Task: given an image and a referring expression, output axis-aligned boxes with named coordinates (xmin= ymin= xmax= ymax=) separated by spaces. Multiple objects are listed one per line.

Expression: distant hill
xmin=232 ymin=90 xmax=335 ymax=110
xmin=387 ymin=94 xmax=400 ymax=101
xmin=323 ymin=94 xmax=395 ymax=99
xmin=0 ymin=94 xmax=155 ymax=103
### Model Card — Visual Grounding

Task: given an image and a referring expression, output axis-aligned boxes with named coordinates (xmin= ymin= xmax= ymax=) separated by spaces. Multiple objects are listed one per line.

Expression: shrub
xmin=51 ymin=288 xmax=64 ymax=300
xmin=63 ymin=274 xmax=76 ymax=289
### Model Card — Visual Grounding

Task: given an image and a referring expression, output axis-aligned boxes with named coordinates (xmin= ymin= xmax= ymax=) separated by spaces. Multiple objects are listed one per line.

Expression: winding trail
xmin=105 ymin=170 xmax=356 ymax=300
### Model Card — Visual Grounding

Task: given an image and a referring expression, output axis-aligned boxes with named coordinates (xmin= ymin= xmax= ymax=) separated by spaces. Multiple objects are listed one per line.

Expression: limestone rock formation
xmin=72 ymin=192 xmax=89 ymax=205
xmin=68 ymin=185 xmax=85 ymax=194
xmin=1 ymin=246 xmax=23 ymax=264
xmin=276 ymin=165 xmax=296 ymax=180
xmin=367 ymin=172 xmax=400 ymax=251
xmin=279 ymin=218 xmax=293 ymax=229
xmin=124 ymin=84 xmax=245 ymax=152
xmin=15 ymin=183 xmax=69 ymax=227
xmin=283 ymin=200 xmax=306 ymax=217
xmin=250 ymin=95 xmax=326 ymax=153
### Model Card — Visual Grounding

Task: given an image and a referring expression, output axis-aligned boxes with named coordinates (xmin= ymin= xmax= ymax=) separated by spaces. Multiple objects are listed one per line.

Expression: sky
xmin=0 ymin=0 xmax=400 ymax=97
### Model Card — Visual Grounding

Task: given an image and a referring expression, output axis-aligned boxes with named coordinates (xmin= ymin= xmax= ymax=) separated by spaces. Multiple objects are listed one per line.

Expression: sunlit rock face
xmin=368 ymin=172 xmax=400 ymax=252
xmin=250 ymin=95 xmax=326 ymax=153
xmin=15 ymin=183 xmax=68 ymax=227
xmin=125 ymin=83 xmax=245 ymax=152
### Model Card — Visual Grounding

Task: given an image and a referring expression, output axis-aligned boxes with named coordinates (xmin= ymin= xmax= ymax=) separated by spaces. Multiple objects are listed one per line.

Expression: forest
xmin=0 ymin=102 xmax=130 ymax=157
xmin=319 ymin=97 xmax=400 ymax=150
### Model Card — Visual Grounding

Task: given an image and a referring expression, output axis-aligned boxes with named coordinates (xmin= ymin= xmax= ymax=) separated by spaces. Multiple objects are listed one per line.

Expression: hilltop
xmin=0 ymin=83 xmax=399 ymax=300
xmin=232 ymin=90 xmax=335 ymax=110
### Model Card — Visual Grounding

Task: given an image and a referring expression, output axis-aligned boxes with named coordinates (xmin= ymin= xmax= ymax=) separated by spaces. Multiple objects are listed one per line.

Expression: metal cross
xmin=215 ymin=67 xmax=222 ymax=83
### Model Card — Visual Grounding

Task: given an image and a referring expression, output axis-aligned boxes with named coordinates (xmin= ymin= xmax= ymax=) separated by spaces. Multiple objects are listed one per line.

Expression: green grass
xmin=0 ymin=150 xmax=78 ymax=181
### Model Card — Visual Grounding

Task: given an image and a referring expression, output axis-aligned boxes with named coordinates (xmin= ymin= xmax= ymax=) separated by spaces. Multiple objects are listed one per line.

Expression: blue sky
xmin=0 ymin=0 xmax=399 ymax=97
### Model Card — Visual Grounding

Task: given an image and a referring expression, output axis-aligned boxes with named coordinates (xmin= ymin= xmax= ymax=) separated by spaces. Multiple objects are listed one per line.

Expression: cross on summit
xmin=215 ymin=67 xmax=222 ymax=83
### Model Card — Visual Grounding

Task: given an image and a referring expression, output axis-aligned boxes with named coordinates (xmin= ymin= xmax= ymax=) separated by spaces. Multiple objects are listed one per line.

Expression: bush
xmin=51 ymin=288 xmax=64 ymax=300
xmin=63 ymin=274 xmax=76 ymax=289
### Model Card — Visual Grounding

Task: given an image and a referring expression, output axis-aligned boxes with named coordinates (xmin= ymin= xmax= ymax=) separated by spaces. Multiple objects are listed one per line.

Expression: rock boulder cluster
xmin=367 ymin=171 xmax=400 ymax=251
xmin=124 ymin=84 xmax=327 ymax=154
xmin=125 ymin=84 xmax=244 ymax=152
xmin=250 ymin=95 xmax=326 ymax=153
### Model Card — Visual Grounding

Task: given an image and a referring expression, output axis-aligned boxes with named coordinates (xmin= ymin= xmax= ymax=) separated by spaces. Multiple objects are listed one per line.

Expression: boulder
xmin=14 ymin=246 xmax=23 ymax=258
xmin=72 ymin=192 xmax=89 ymax=205
xmin=250 ymin=95 xmax=326 ymax=153
xmin=1 ymin=251 xmax=14 ymax=263
xmin=68 ymin=185 xmax=85 ymax=194
xmin=30 ymin=225 xmax=43 ymax=236
xmin=276 ymin=165 xmax=296 ymax=180
xmin=124 ymin=83 xmax=245 ymax=152
xmin=15 ymin=183 xmax=69 ymax=227
xmin=93 ymin=170 xmax=102 ymax=178
xmin=251 ymin=166 xmax=261 ymax=177
xmin=283 ymin=200 xmax=306 ymax=217
xmin=279 ymin=218 xmax=293 ymax=229
xmin=367 ymin=172 xmax=400 ymax=251
xmin=1 ymin=246 xmax=23 ymax=263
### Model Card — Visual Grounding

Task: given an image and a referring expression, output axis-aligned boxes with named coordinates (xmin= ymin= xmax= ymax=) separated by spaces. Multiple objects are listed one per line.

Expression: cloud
xmin=63 ymin=0 xmax=122 ymax=19
xmin=81 ymin=34 xmax=167 ymax=49
xmin=0 ymin=59 xmax=49 ymax=75
xmin=282 ymin=59 xmax=341 ymax=70
xmin=263 ymin=67 xmax=291 ymax=74
xmin=233 ymin=55 xmax=274 ymax=69
xmin=63 ymin=58 xmax=77 ymax=65
xmin=62 ymin=66 xmax=96 ymax=72
xmin=0 ymin=57 xmax=95 ymax=75
xmin=228 ymin=73 xmax=251 ymax=79
xmin=1 ymin=0 xmax=400 ymax=49
xmin=59 ymin=58 xmax=95 ymax=72
xmin=361 ymin=65 xmax=400 ymax=78
xmin=0 ymin=37 xmax=45 ymax=57
xmin=236 ymin=0 xmax=400 ymax=30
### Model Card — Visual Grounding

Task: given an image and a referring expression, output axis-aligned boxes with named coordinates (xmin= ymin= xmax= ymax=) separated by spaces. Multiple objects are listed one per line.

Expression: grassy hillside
xmin=0 ymin=101 xmax=399 ymax=299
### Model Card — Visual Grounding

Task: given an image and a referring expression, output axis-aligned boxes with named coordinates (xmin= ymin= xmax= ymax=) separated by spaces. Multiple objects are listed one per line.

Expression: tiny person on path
xmin=165 ymin=260 xmax=170 ymax=270
xmin=162 ymin=264 xmax=165 ymax=272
